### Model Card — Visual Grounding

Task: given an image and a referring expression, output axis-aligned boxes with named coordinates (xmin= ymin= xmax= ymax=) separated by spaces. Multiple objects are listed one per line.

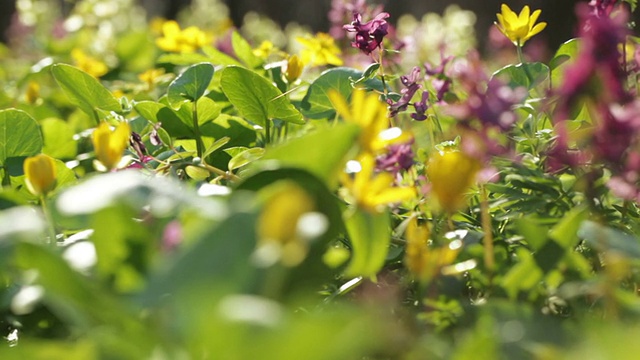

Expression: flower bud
xmin=92 ymin=122 xmax=131 ymax=171
xmin=427 ymin=150 xmax=480 ymax=213
xmin=285 ymin=54 xmax=304 ymax=83
xmin=24 ymin=154 xmax=57 ymax=196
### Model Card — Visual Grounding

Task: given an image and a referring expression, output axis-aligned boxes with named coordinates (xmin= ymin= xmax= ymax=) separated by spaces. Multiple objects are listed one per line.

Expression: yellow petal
xmin=328 ymin=90 xmax=352 ymax=121
xmin=518 ymin=6 xmax=530 ymax=24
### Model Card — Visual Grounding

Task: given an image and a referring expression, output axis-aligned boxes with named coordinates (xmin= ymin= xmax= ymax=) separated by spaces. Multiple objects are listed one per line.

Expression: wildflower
xmin=297 ymin=33 xmax=343 ymax=66
xmin=343 ymin=12 xmax=390 ymax=55
xmin=71 ymin=49 xmax=108 ymax=78
xmin=375 ymin=140 xmax=415 ymax=176
xmin=156 ymin=20 xmax=210 ymax=53
xmin=138 ymin=68 xmax=166 ymax=89
xmin=253 ymin=40 xmax=276 ymax=59
xmin=495 ymin=4 xmax=547 ymax=46
xmin=404 ymin=217 xmax=459 ymax=282
xmin=412 ymin=92 xmax=429 ymax=121
xmin=426 ymin=149 xmax=480 ymax=213
xmin=589 ymin=0 xmax=619 ymax=17
xmin=342 ymin=153 xmax=415 ymax=213
xmin=284 ymin=54 xmax=304 ymax=83
xmin=92 ymin=122 xmax=131 ymax=171
xmin=24 ymin=154 xmax=57 ymax=197
xmin=24 ymin=81 xmax=40 ymax=104
xmin=387 ymin=66 xmax=422 ymax=118
xmin=256 ymin=181 xmax=317 ymax=267
xmin=329 ymin=88 xmax=411 ymax=154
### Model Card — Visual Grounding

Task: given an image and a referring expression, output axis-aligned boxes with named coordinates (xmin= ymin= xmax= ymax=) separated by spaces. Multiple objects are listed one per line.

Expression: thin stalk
xmin=516 ymin=43 xmax=525 ymax=65
xmin=201 ymin=163 xmax=241 ymax=182
xmin=192 ymin=99 xmax=204 ymax=158
xmin=265 ymin=120 xmax=271 ymax=145
xmin=40 ymin=196 xmax=57 ymax=246
xmin=481 ymin=185 xmax=495 ymax=275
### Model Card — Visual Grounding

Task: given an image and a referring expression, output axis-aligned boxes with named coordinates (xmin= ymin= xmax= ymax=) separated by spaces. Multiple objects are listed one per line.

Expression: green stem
xmin=201 ymin=163 xmax=241 ymax=182
xmin=40 ymin=196 xmax=57 ymax=246
xmin=192 ymin=99 xmax=204 ymax=158
xmin=480 ymin=185 xmax=495 ymax=276
xmin=516 ymin=43 xmax=525 ymax=65
xmin=265 ymin=120 xmax=271 ymax=145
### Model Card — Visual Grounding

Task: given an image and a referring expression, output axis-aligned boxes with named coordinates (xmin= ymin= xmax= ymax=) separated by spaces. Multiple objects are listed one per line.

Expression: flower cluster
xmin=343 ymin=12 xmax=390 ymax=55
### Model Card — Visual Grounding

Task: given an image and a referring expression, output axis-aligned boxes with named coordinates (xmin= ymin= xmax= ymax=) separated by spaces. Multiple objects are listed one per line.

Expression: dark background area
xmin=0 ymin=0 xmax=633 ymax=51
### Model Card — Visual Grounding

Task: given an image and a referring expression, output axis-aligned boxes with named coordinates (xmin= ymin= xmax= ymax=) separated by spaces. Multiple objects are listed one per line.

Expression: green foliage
xmin=3 ymin=2 xmax=640 ymax=359
xmin=50 ymin=64 xmax=121 ymax=121
xmin=220 ymin=66 xmax=304 ymax=126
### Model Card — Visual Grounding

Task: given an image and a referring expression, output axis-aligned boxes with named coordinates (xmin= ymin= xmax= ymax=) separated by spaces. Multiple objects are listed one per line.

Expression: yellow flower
xmin=297 ymin=32 xmax=343 ymax=66
xmin=156 ymin=20 xmax=210 ymax=53
xmin=24 ymin=81 xmax=40 ymax=104
xmin=329 ymin=88 xmax=412 ymax=154
xmin=256 ymin=181 xmax=317 ymax=267
xmin=495 ymin=4 xmax=547 ymax=46
xmin=253 ymin=40 xmax=276 ymax=59
xmin=138 ymin=68 xmax=166 ymax=88
xmin=404 ymin=217 xmax=460 ymax=282
xmin=342 ymin=153 xmax=415 ymax=213
xmin=426 ymin=150 xmax=480 ymax=213
xmin=92 ymin=122 xmax=131 ymax=171
xmin=71 ymin=49 xmax=109 ymax=78
xmin=285 ymin=54 xmax=304 ymax=83
xmin=24 ymin=154 xmax=57 ymax=196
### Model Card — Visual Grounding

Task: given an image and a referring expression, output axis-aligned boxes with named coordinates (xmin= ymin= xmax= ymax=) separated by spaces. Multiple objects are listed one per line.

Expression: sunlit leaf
xmin=220 ymin=66 xmax=304 ymax=126
xmin=51 ymin=64 xmax=121 ymax=118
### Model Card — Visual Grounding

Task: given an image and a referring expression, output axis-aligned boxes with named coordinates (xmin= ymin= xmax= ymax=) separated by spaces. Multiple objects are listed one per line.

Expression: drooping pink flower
xmin=344 ymin=12 xmax=390 ymax=55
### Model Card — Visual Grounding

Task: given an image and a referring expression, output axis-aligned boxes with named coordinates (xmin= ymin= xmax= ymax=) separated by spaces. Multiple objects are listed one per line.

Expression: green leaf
xmin=133 ymin=101 xmax=195 ymax=138
xmin=167 ymin=62 xmax=214 ymax=108
xmin=220 ymin=66 xmax=304 ymax=126
xmin=202 ymin=136 xmax=230 ymax=158
xmin=51 ymin=64 xmax=121 ymax=118
xmin=550 ymin=39 xmax=580 ymax=88
xmin=253 ymin=123 xmax=360 ymax=186
xmin=578 ymin=221 xmax=640 ymax=258
xmin=185 ymin=165 xmax=210 ymax=180
xmin=157 ymin=52 xmax=212 ymax=66
xmin=549 ymin=206 xmax=587 ymax=248
xmin=344 ymin=208 xmax=391 ymax=277
xmin=492 ymin=62 xmax=549 ymax=90
xmin=300 ymin=67 xmax=384 ymax=119
xmin=41 ymin=118 xmax=77 ymax=159
xmin=201 ymin=45 xmax=244 ymax=66
xmin=228 ymin=147 xmax=265 ymax=170
xmin=231 ymin=31 xmax=262 ymax=69
xmin=0 ymin=109 xmax=43 ymax=166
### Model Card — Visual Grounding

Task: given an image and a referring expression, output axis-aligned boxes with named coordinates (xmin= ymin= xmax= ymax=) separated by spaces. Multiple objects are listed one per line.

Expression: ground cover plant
xmin=2 ymin=0 xmax=640 ymax=358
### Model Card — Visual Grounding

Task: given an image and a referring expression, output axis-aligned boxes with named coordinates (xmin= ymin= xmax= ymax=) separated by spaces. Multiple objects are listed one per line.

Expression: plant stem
xmin=192 ymin=99 xmax=204 ymax=158
xmin=40 ymin=195 xmax=57 ymax=246
xmin=481 ymin=185 xmax=495 ymax=275
xmin=516 ymin=43 xmax=525 ymax=65
xmin=265 ymin=119 xmax=271 ymax=145
xmin=201 ymin=163 xmax=241 ymax=182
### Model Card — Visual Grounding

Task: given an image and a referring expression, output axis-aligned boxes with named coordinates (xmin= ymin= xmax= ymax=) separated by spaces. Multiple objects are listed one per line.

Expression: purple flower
xmin=376 ymin=141 xmax=415 ymax=177
xmin=547 ymin=4 xmax=631 ymax=171
xmin=411 ymin=92 xmax=429 ymax=121
xmin=344 ymin=12 xmax=390 ymax=55
xmin=589 ymin=0 xmax=619 ymax=17
xmin=387 ymin=66 xmax=422 ymax=117
xmin=448 ymin=79 xmax=527 ymax=131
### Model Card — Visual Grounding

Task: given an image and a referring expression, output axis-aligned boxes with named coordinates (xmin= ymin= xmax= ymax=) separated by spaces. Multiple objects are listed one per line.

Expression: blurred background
xmin=0 ymin=0 xmax=594 ymax=50
xmin=0 ymin=0 xmax=586 ymax=46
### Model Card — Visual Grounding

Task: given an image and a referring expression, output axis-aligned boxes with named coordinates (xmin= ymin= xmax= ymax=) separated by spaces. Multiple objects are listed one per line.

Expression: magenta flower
xmin=344 ymin=12 xmax=390 ymax=55
xmin=376 ymin=141 xmax=415 ymax=178
xmin=589 ymin=0 xmax=619 ymax=17
xmin=387 ymin=66 xmax=422 ymax=117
